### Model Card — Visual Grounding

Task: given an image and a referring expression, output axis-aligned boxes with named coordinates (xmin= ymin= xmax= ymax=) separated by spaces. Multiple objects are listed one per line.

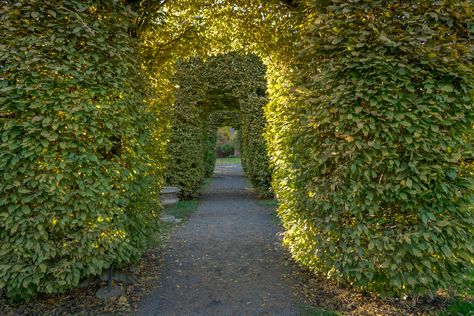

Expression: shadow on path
xmin=138 ymin=163 xmax=299 ymax=315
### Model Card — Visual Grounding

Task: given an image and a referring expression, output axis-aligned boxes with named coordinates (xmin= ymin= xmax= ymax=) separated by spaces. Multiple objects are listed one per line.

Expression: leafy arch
xmin=204 ymin=110 xmax=241 ymax=177
xmin=1 ymin=0 xmax=473 ymax=300
xmin=166 ymin=53 xmax=271 ymax=198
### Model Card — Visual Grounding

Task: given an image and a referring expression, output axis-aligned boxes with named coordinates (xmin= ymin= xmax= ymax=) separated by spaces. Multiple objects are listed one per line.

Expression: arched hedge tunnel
xmin=166 ymin=53 xmax=271 ymax=198
xmin=0 ymin=0 xmax=473 ymax=300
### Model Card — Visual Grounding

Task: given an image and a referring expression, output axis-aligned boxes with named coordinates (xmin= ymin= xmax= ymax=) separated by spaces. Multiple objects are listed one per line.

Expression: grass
xmin=257 ymin=199 xmax=278 ymax=208
xmin=150 ymin=200 xmax=201 ymax=248
xmin=256 ymin=198 xmax=279 ymax=224
xmin=151 ymin=178 xmax=211 ymax=248
xmin=216 ymin=157 xmax=241 ymax=164
xmin=200 ymin=177 xmax=213 ymax=192
xmin=163 ymin=176 xmax=211 ymax=221
xmin=165 ymin=200 xmax=199 ymax=221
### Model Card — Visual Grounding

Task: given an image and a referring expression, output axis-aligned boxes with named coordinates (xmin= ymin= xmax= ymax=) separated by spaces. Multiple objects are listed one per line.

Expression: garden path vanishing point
xmin=138 ymin=163 xmax=300 ymax=315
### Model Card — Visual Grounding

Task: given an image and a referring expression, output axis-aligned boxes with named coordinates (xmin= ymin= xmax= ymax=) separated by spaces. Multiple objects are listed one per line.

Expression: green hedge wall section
xmin=240 ymin=96 xmax=272 ymax=197
xmin=204 ymin=127 xmax=218 ymax=178
xmin=166 ymin=53 xmax=272 ymax=198
xmin=266 ymin=1 xmax=474 ymax=296
xmin=0 ymin=1 xmax=161 ymax=300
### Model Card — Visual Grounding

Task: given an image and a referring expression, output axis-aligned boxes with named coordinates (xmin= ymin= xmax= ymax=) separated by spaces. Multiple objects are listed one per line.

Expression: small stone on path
xmin=100 ymin=271 xmax=138 ymax=285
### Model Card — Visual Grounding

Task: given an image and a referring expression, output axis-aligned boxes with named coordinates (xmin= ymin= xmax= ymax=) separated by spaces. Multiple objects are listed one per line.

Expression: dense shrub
xmin=204 ymin=128 xmax=218 ymax=177
xmin=165 ymin=59 xmax=207 ymax=197
xmin=266 ymin=0 xmax=474 ymax=296
xmin=241 ymin=95 xmax=273 ymax=197
xmin=0 ymin=1 xmax=162 ymax=300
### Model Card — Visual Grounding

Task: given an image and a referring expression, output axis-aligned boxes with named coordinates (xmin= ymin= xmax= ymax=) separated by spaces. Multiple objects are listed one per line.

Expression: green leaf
xmin=440 ymin=85 xmax=453 ymax=92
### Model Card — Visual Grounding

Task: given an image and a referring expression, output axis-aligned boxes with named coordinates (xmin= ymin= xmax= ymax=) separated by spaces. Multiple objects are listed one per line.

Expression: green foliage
xmin=0 ymin=1 xmax=163 ymax=300
xmin=257 ymin=199 xmax=279 ymax=208
xmin=204 ymin=128 xmax=218 ymax=177
xmin=266 ymin=0 xmax=474 ymax=296
xmin=297 ymin=304 xmax=342 ymax=316
xmin=219 ymin=143 xmax=235 ymax=157
xmin=166 ymin=125 xmax=207 ymax=198
xmin=444 ymin=300 xmax=474 ymax=315
xmin=216 ymin=157 xmax=242 ymax=165
xmin=230 ymin=130 xmax=241 ymax=153
xmin=9 ymin=0 xmax=474 ymax=303
xmin=241 ymin=95 xmax=273 ymax=197
xmin=204 ymin=111 xmax=240 ymax=177
xmin=165 ymin=59 xmax=207 ymax=198
xmin=165 ymin=200 xmax=200 ymax=221
xmin=166 ymin=53 xmax=272 ymax=198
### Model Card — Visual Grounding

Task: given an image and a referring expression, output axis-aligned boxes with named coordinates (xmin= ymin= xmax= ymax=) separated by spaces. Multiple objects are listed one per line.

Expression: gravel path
xmin=138 ymin=163 xmax=299 ymax=315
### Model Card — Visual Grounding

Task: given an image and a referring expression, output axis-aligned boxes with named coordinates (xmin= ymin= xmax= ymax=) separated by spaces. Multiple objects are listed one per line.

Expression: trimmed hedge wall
xmin=6 ymin=0 xmax=471 ymax=301
xmin=0 ymin=1 xmax=162 ymax=300
xmin=166 ymin=53 xmax=271 ymax=198
xmin=241 ymin=96 xmax=273 ymax=197
xmin=266 ymin=0 xmax=474 ymax=296
xmin=165 ymin=60 xmax=208 ymax=197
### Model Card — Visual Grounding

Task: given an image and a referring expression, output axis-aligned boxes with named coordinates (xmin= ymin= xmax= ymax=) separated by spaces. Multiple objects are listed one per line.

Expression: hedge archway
xmin=204 ymin=110 xmax=241 ymax=177
xmin=165 ymin=53 xmax=271 ymax=198
xmin=1 ymin=0 xmax=473 ymax=300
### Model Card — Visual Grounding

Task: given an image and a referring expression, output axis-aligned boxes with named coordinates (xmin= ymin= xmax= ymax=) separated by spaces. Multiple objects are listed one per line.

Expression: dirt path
xmin=138 ymin=163 xmax=300 ymax=315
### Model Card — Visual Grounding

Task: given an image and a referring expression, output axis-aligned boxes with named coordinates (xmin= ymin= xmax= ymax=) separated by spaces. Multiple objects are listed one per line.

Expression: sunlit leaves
xmin=0 ymin=0 xmax=161 ymax=300
xmin=266 ymin=0 xmax=474 ymax=297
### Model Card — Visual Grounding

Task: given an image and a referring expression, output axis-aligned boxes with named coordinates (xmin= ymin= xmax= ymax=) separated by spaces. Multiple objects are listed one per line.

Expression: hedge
xmin=6 ymin=0 xmax=470 ymax=301
xmin=205 ymin=111 xmax=241 ymax=177
xmin=266 ymin=0 xmax=474 ymax=296
xmin=165 ymin=59 xmax=207 ymax=197
xmin=166 ymin=53 xmax=271 ymax=198
xmin=0 ymin=1 xmax=162 ymax=300
xmin=241 ymin=95 xmax=273 ymax=197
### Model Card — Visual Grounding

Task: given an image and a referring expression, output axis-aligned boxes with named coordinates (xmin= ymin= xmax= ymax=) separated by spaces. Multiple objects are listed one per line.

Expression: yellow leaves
xmin=336 ymin=134 xmax=354 ymax=142
xmin=99 ymin=229 xmax=127 ymax=240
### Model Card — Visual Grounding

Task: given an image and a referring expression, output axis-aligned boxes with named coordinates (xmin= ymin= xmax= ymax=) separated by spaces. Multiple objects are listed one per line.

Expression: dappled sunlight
xmin=0 ymin=1 xmax=472 ymax=314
